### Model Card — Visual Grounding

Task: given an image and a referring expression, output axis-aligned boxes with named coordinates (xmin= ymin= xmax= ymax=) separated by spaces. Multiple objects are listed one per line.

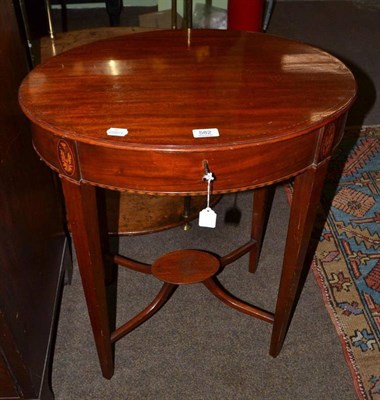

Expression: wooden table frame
xmin=19 ymin=29 xmax=356 ymax=379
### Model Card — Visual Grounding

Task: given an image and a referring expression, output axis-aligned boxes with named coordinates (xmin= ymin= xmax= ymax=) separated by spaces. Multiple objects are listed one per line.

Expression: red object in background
xmin=227 ymin=0 xmax=264 ymax=32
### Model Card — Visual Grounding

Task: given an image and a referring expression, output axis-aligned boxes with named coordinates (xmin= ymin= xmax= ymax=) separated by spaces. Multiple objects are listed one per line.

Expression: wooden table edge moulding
xmin=19 ymin=29 xmax=356 ymax=379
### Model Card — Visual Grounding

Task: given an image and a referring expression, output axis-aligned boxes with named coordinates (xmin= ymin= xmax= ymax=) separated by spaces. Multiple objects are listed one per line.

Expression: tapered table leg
xmin=106 ymin=0 xmax=122 ymax=26
xmin=61 ymin=180 xmax=114 ymax=379
xmin=249 ymin=186 xmax=275 ymax=273
xmin=270 ymin=161 xmax=329 ymax=356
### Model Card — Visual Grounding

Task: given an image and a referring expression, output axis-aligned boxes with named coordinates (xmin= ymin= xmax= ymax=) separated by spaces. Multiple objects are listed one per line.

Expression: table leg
xmin=270 ymin=161 xmax=329 ymax=356
xmin=105 ymin=0 xmax=122 ymax=27
xmin=249 ymin=186 xmax=275 ymax=273
xmin=61 ymin=179 xmax=114 ymax=379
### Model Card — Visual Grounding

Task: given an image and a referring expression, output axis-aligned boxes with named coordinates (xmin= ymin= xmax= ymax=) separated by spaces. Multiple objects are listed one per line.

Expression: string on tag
xmin=202 ymin=160 xmax=214 ymax=208
xmin=203 ymin=171 xmax=214 ymax=208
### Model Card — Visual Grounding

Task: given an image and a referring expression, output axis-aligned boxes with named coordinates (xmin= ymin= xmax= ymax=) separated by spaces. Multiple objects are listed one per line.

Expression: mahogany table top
xmin=19 ymin=29 xmax=356 ymax=150
xmin=19 ymin=29 xmax=356 ymax=195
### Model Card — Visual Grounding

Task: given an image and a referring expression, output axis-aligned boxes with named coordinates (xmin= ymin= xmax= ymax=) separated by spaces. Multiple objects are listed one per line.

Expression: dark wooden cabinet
xmin=0 ymin=1 xmax=68 ymax=399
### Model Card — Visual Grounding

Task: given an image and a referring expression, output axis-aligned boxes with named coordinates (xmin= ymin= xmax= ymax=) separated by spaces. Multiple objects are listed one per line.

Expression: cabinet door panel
xmin=0 ymin=1 xmax=67 ymax=399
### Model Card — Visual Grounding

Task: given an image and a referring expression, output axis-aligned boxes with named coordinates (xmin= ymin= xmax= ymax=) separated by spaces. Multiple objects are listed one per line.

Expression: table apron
xmin=31 ymin=121 xmax=345 ymax=194
xmin=79 ymin=134 xmax=319 ymax=194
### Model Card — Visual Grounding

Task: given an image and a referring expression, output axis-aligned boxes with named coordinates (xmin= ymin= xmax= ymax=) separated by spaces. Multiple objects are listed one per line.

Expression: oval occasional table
xmin=19 ymin=29 xmax=356 ymax=379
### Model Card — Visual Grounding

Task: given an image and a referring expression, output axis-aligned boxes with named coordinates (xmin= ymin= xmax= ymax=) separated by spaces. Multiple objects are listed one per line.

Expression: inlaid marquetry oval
xmin=57 ymin=140 xmax=75 ymax=176
xmin=319 ymin=123 xmax=336 ymax=161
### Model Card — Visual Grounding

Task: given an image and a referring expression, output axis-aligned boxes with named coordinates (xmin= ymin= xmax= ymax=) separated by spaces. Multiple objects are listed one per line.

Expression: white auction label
xmin=107 ymin=127 xmax=128 ymax=137
xmin=199 ymin=207 xmax=217 ymax=228
xmin=192 ymin=128 xmax=220 ymax=138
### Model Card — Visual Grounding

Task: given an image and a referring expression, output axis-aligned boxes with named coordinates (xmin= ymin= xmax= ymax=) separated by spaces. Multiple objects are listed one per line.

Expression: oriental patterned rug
xmin=289 ymin=126 xmax=380 ymax=399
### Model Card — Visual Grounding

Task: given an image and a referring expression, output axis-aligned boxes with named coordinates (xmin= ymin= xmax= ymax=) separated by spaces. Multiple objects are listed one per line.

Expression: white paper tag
xmin=107 ymin=127 xmax=128 ymax=137
xmin=192 ymin=128 xmax=219 ymax=138
xmin=199 ymin=207 xmax=217 ymax=228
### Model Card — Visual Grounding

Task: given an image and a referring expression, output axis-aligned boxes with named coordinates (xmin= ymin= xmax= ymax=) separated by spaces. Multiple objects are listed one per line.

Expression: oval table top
xmin=19 ymin=29 xmax=356 ymax=151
